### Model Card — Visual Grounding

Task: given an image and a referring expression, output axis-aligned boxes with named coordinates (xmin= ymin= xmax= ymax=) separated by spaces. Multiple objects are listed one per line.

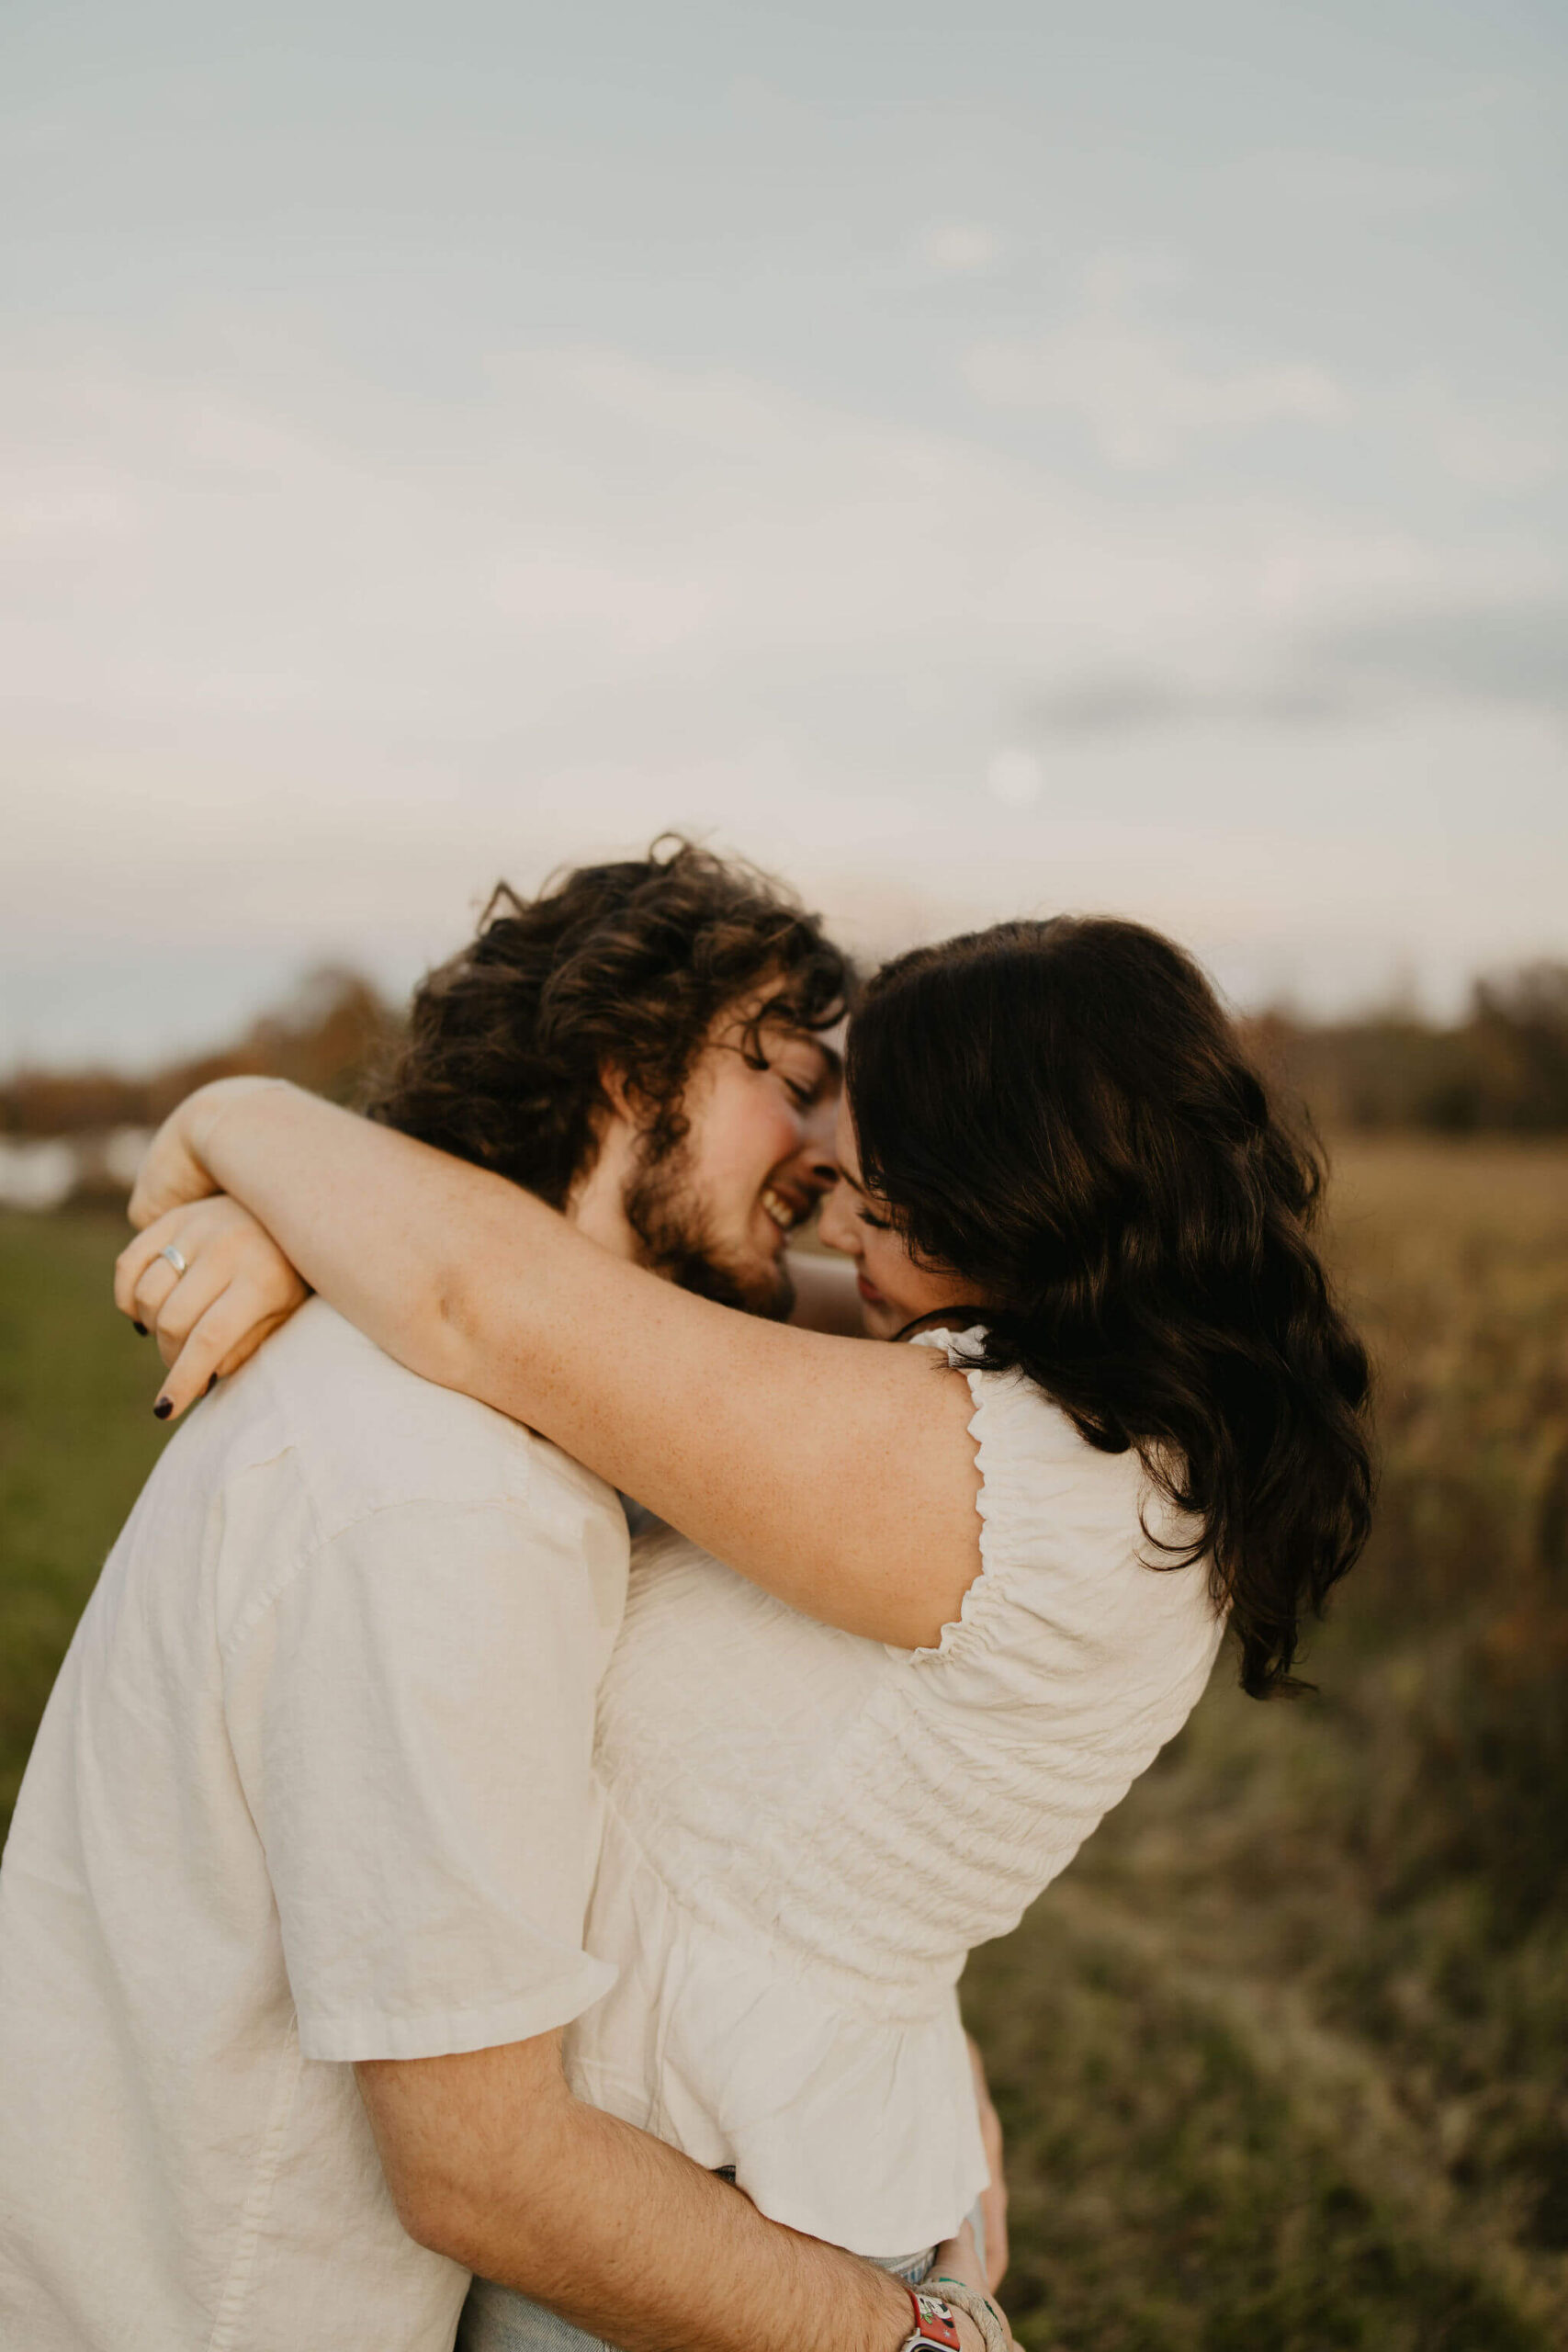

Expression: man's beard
xmin=623 ymin=1136 xmax=795 ymax=1320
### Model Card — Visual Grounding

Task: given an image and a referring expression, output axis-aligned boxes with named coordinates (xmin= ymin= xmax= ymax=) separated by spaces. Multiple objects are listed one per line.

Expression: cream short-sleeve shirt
xmin=0 ymin=1301 xmax=629 ymax=2352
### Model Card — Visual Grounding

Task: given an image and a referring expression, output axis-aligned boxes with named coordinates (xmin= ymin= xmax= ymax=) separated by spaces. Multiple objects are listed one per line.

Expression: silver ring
xmin=159 ymin=1245 xmax=188 ymax=1277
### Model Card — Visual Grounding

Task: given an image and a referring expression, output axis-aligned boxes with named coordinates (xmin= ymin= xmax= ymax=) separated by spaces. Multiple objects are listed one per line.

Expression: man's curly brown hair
xmin=365 ymin=838 xmax=852 ymax=1206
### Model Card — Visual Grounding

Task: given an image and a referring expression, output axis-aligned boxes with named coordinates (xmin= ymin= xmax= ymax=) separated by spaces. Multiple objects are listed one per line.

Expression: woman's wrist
xmin=925 ymin=2278 xmax=1010 ymax=2351
xmin=129 ymin=1077 xmax=293 ymax=1233
xmin=188 ymin=1077 xmax=293 ymax=1184
xmin=899 ymin=2292 xmax=995 ymax=2352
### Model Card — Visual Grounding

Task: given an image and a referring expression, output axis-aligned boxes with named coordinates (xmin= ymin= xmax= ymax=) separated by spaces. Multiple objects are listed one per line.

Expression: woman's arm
xmin=121 ymin=1081 xmax=982 ymax=1648
xmin=964 ymin=2035 xmax=1010 ymax=2293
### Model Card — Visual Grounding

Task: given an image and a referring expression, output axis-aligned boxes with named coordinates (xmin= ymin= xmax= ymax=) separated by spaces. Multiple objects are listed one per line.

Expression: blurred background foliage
xmin=0 ymin=967 xmax=400 ymax=1144
xmin=964 ymin=1137 xmax=1568 ymax=2348
xmin=3 ymin=988 xmax=1567 ymax=2346
xmin=6 ymin=957 xmax=1568 ymax=1159
xmin=1253 ymin=966 xmax=1568 ymax=1136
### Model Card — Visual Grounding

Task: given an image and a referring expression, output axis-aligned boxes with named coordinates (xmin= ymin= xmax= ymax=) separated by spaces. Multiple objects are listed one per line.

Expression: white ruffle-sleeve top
xmin=565 ymin=1331 xmax=1227 ymax=2255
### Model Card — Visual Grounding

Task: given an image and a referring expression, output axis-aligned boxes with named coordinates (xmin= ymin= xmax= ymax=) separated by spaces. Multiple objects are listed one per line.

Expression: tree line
xmin=5 ymin=958 xmax=1568 ymax=1142
xmin=0 ymin=969 xmax=400 ymax=1141
xmin=1245 ymin=962 xmax=1568 ymax=1134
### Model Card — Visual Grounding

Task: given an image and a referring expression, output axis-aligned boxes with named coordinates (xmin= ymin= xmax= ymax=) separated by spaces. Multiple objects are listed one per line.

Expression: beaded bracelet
xmin=927 ymin=2274 xmax=1011 ymax=2352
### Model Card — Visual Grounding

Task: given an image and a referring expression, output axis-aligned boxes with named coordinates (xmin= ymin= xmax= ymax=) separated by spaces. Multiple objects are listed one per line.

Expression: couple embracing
xmin=0 ymin=840 xmax=1372 ymax=2352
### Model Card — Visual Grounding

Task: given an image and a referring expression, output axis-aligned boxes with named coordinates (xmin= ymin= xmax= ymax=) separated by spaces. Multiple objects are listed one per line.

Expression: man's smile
xmin=760 ymin=1183 xmax=807 ymax=1237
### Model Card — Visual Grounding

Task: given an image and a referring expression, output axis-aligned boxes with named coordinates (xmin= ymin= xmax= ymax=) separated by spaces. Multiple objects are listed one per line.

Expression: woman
xmin=119 ymin=914 xmax=1373 ymax=2346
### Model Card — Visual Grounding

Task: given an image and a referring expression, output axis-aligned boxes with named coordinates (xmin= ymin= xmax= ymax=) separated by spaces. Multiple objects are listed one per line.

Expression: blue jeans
xmin=455 ymin=2189 xmax=982 ymax=2352
xmin=457 ymin=2247 xmax=935 ymax=2352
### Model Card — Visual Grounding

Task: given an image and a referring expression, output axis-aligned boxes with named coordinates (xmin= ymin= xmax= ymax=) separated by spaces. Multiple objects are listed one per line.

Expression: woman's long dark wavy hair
xmin=847 ymin=918 xmax=1373 ymax=1699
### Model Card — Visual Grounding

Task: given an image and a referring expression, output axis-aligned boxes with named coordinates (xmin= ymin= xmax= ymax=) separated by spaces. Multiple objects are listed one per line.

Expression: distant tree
xmin=0 ymin=1069 xmax=151 ymax=1139
xmin=1461 ymin=962 xmax=1568 ymax=1132
xmin=6 ymin=956 xmax=1567 ymax=1148
xmin=1 ymin=969 xmax=404 ymax=1142
xmin=1241 ymin=1012 xmax=1466 ymax=1134
xmin=1244 ymin=960 xmax=1568 ymax=1136
xmin=142 ymin=966 xmax=403 ymax=1124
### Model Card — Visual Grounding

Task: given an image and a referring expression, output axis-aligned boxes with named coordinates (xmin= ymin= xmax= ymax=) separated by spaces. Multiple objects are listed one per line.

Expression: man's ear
xmin=597 ymin=1063 xmax=643 ymax=1130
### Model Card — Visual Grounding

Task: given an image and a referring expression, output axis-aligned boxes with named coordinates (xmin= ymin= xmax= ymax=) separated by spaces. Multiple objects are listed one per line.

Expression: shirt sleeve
xmin=222 ymin=1493 xmax=618 ymax=2063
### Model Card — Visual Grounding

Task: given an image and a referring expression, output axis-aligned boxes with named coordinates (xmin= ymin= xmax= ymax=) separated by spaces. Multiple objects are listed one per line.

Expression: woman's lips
xmin=856 ymin=1272 xmax=884 ymax=1306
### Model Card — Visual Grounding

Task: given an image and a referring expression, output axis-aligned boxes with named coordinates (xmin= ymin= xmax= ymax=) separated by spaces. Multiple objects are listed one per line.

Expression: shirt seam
xmin=206 ymin=2034 xmax=303 ymax=2352
xmin=250 ymin=1308 xmax=605 ymax=1537
xmin=217 ymin=1492 xmax=563 ymax=1669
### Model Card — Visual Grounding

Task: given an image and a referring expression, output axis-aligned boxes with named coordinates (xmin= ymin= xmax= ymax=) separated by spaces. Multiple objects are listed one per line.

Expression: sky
xmin=3 ymin=0 xmax=1565 ymax=1069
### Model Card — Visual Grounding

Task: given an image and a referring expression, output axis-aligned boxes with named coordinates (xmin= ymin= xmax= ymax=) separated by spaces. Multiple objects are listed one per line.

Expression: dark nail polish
xmin=206 ymin=1374 xmax=218 ymax=1396
xmin=152 ymin=1397 xmax=173 ymax=1420
xmin=133 ymin=1321 xmax=148 ymax=1337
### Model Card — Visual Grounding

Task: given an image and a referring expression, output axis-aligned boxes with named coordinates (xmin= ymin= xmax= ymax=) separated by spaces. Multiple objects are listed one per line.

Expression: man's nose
xmin=802 ymin=1148 xmax=838 ymax=1201
xmin=794 ymin=1103 xmax=840 ymax=1198
xmin=815 ymin=1179 xmax=855 ymax=1252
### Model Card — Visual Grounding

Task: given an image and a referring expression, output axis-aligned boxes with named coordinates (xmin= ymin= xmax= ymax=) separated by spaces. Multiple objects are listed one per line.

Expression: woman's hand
xmin=926 ymin=2219 xmax=1020 ymax=2350
xmin=115 ymin=1195 xmax=310 ymax=1419
xmin=966 ymin=2032 xmax=1010 ymax=2292
xmin=127 ymin=1076 xmax=288 ymax=1231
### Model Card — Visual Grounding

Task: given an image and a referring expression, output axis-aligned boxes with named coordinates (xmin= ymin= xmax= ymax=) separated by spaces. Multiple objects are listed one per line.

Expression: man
xmin=0 ymin=843 xmax=993 ymax=2352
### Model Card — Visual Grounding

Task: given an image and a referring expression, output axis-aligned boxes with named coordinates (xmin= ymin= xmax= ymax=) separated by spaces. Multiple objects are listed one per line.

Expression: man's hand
xmin=354 ymin=2032 xmax=980 ymax=2352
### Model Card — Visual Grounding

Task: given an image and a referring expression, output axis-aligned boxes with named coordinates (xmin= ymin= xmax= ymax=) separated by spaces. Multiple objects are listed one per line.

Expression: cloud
xmin=1024 ymin=594 xmax=1568 ymax=743
xmin=986 ymin=747 xmax=1043 ymax=807
xmin=964 ymin=260 xmax=1349 ymax=469
xmin=2 ymin=334 xmax=1563 ymax=1060
xmin=1243 ymin=149 xmax=1470 ymax=219
xmin=1029 ymin=673 xmax=1352 ymax=739
xmin=914 ymin=222 xmax=1004 ymax=277
xmin=1317 ymin=601 xmax=1568 ymax=710
xmin=1412 ymin=378 xmax=1561 ymax=494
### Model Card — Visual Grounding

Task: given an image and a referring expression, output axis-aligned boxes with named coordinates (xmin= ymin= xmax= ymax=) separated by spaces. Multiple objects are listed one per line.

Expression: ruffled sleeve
xmin=904 ymin=1323 xmax=1224 ymax=1753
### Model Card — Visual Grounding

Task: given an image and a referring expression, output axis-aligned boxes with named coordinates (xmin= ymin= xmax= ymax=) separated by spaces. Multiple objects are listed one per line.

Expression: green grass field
xmin=4 ymin=1146 xmax=1567 ymax=2348
xmin=0 ymin=1210 xmax=167 ymax=1826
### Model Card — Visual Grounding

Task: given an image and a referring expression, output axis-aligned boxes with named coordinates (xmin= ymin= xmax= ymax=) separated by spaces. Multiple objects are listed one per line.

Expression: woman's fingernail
xmin=205 ymin=1374 xmax=218 ymax=1396
xmin=133 ymin=1321 xmax=148 ymax=1337
xmin=152 ymin=1397 xmax=173 ymax=1420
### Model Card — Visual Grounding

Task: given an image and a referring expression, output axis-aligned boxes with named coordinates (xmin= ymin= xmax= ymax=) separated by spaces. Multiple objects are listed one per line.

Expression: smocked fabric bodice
xmin=565 ymin=1333 xmax=1226 ymax=2252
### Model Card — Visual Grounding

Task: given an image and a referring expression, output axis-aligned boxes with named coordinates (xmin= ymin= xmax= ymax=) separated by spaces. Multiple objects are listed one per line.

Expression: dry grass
xmin=963 ymin=1138 xmax=1568 ymax=2348
xmin=4 ymin=1144 xmax=1567 ymax=2345
xmin=0 ymin=1210 xmax=165 ymax=1828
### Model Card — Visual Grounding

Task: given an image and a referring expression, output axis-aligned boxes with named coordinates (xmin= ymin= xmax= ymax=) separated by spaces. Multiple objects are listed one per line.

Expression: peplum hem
xmin=567 ymin=1799 xmax=991 ymax=2256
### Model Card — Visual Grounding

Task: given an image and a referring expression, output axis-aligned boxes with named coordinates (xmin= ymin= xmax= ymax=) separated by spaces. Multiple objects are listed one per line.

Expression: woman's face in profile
xmin=817 ymin=1095 xmax=971 ymax=1340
